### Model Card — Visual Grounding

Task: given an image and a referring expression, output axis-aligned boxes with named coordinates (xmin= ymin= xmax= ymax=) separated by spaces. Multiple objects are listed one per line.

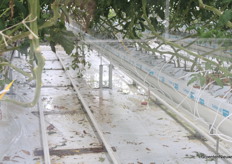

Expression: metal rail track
xmin=37 ymin=49 xmax=120 ymax=164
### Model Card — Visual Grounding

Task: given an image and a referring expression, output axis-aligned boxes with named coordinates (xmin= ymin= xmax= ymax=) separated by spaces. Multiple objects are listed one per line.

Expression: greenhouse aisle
xmin=0 ymin=46 xmax=228 ymax=164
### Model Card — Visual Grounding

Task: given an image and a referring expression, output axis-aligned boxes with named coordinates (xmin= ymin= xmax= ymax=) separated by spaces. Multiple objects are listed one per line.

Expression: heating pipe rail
xmin=54 ymin=52 xmax=120 ymax=164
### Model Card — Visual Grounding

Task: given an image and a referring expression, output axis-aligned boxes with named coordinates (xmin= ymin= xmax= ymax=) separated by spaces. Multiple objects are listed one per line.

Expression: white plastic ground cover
xmin=0 ymin=101 xmax=42 ymax=163
xmin=0 ymin=54 xmax=44 ymax=163
xmin=67 ymin=24 xmax=232 ymax=141
xmin=0 ymin=102 xmax=21 ymax=160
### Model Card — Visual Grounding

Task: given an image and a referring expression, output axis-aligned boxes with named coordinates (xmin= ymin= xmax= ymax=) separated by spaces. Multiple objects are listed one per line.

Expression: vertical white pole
xmin=109 ymin=64 xmax=113 ymax=89
xmin=99 ymin=53 xmax=103 ymax=88
xmin=99 ymin=65 xmax=103 ymax=88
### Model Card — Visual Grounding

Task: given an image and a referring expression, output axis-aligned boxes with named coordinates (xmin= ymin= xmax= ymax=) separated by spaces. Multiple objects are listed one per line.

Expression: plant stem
xmin=198 ymin=0 xmax=232 ymax=28
xmin=0 ymin=62 xmax=33 ymax=79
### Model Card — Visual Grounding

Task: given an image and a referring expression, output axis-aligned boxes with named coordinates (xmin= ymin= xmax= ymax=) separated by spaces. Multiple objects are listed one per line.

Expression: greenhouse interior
xmin=1 ymin=0 xmax=232 ymax=164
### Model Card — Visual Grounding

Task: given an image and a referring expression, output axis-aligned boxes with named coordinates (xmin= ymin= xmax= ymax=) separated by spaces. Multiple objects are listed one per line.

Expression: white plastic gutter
xmin=93 ymin=44 xmax=232 ymax=156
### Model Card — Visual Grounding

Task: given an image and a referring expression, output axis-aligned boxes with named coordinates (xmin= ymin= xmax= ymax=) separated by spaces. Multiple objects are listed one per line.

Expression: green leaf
xmin=139 ymin=21 xmax=145 ymax=32
xmin=98 ymin=157 xmax=105 ymax=162
xmin=0 ymin=75 xmax=11 ymax=87
xmin=212 ymin=76 xmax=223 ymax=87
xmin=0 ymin=19 xmax=4 ymax=30
xmin=5 ymin=76 xmax=11 ymax=84
xmin=18 ymin=39 xmax=30 ymax=56
xmin=0 ymin=80 xmax=4 ymax=87
xmin=205 ymin=62 xmax=212 ymax=70
xmin=50 ymin=29 xmax=75 ymax=55
xmin=222 ymin=0 xmax=232 ymax=3
xmin=199 ymin=76 xmax=206 ymax=87
xmin=123 ymin=22 xmax=130 ymax=29
xmin=132 ymin=27 xmax=139 ymax=38
xmin=157 ymin=9 xmax=164 ymax=20
xmin=150 ymin=17 xmax=158 ymax=29
xmin=50 ymin=41 xmax=56 ymax=53
xmin=201 ymin=31 xmax=213 ymax=38
xmin=14 ymin=0 xmax=27 ymax=17
xmin=218 ymin=10 xmax=232 ymax=27
xmin=187 ymin=75 xmax=198 ymax=86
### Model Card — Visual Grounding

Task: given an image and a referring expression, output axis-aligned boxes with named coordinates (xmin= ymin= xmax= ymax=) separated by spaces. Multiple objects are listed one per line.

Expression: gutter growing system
xmin=67 ymin=23 xmax=232 ymax=156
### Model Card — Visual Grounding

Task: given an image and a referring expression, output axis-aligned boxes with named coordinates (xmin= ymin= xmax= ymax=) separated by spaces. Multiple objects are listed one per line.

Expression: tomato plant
xmin=0 ymin=0 xmax=232 ymax=106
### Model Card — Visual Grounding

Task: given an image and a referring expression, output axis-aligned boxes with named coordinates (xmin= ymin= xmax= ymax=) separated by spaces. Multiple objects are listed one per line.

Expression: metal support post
xmin=99 ymin=64 xmax=103 ymax=88
xmin=132 ymin=80 xmax=137 ymax=86
xmin=14 ymin=51 xmax=21 ymax=58
xmin=8 ymin=69 xmax=14 ymax=95
xmin=209 ymin=124 xmax=220 ymax=164
xmin=215 ymin=137 xmax=219 ymax=164
xmin=209 ymin=124 xmax=214 ymax=134
xmin=109 ymin=64 xmax=113 ymax=89
xmin=147 ymin=85 xmax=151 ymax=99
xmin=184 ymin=60 xmax=187 ymax=71
xmin=173 ymin=60 xmax=176 ymax=68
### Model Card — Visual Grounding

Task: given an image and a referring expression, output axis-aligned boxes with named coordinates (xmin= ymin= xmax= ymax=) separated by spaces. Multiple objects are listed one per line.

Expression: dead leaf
xmin=3 ymin=156 xmax=10 ymax=161
xmin=98 ymin=157 xmax=105 ymax=162
xmin=111 ymin=147 xmax=117 ymax=152
xmin=54 ymin=105 xmax=66 ymax=110
xmin=89 ymin=143 xmax=99 ymax=146
xmin=21 ymin=150 xmax=30 ymax=155
xmin=47 ymin=124 xmax=55 ymax=130
xmin=11 ymin=159 xmax=19 ymax=162
xmin=42 ymin=97 xmax=47 ymax=101
xmin=13 ymin=156 xmax=24 ymax=159
xmin=146 ymin=148 xmax=151 ymax=151
xmin=141 ymin=101 xmax=147 ymax=105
